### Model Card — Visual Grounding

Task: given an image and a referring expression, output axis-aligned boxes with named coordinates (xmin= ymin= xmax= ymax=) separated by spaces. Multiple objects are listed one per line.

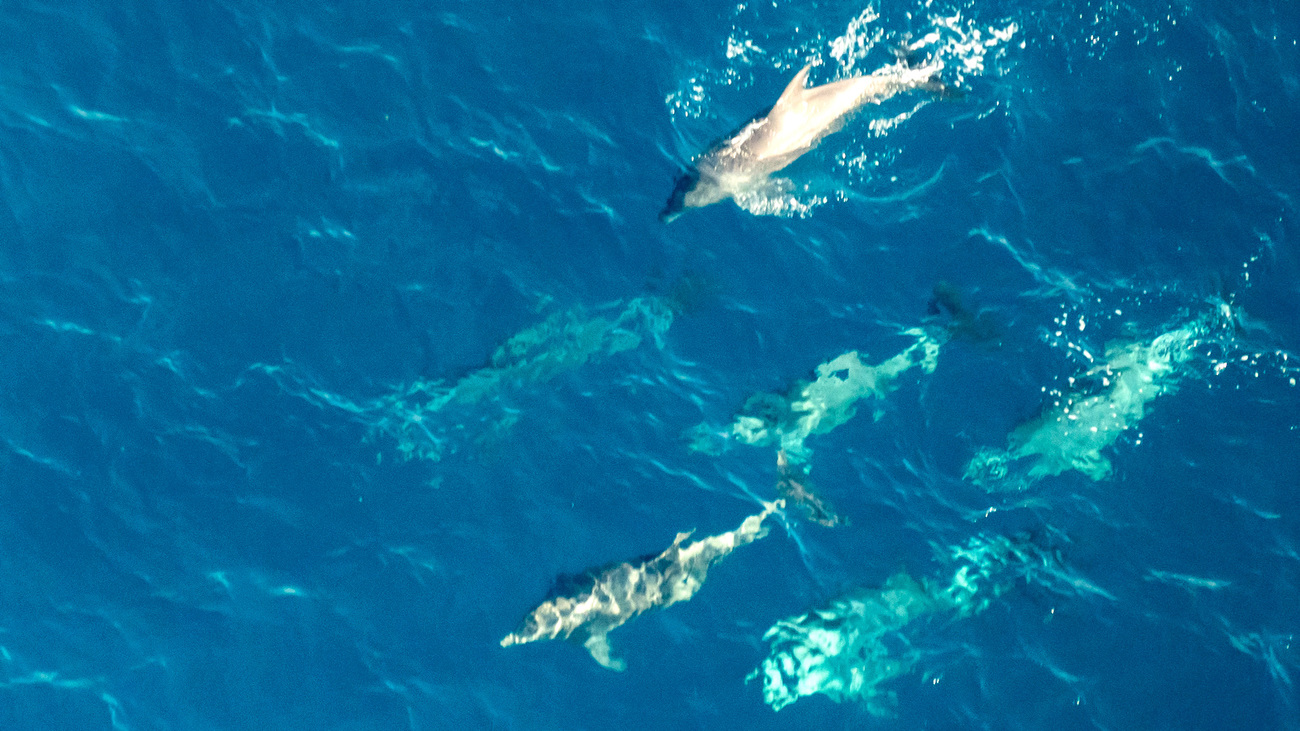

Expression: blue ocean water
xmin=0 ymin=0 xmax=1297 ymax=728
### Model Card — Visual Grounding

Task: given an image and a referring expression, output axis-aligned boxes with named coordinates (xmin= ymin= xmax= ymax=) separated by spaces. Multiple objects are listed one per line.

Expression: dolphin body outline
xmin=661 ymin=60 xmax=944 ymax=221
xmin=500 ymin=500 xmax=784 ymax=670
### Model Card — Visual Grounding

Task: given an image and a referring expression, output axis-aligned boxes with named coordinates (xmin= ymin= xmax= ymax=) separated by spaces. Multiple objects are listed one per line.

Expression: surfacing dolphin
xmin=661 ymin=59 xmax=946 ymax=221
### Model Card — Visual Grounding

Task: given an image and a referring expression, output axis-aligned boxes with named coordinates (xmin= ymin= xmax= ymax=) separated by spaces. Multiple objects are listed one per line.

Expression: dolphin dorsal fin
xmin=773 ymin=63 xmax=813 ymax=109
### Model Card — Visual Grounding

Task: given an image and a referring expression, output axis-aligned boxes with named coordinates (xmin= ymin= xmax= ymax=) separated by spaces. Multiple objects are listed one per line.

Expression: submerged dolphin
xmin=501 ymin=500 xmax=783 ymax=670
xmin=661 ymin=60 xmax=945 ymax=220
xmin=775 ymin=450 xmax=842 ymax=527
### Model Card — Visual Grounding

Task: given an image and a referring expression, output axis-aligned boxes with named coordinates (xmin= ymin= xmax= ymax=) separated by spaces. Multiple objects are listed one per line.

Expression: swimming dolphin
xmin=661 ymin=60 xmax=945 ymax=221
xmin=500 ymin=500 xmax=784 ymax=670
xmin=775 ymin=450 xmax=842 ymax=527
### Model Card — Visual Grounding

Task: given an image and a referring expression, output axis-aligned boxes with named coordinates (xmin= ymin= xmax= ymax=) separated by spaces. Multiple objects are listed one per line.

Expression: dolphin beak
xmin=659 ymin=209 xmax=681 ymax=224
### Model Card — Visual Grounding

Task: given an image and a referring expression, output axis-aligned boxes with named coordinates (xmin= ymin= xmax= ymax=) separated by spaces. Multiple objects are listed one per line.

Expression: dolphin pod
xmin=492 ymin=25 xmax=1199 ymax=716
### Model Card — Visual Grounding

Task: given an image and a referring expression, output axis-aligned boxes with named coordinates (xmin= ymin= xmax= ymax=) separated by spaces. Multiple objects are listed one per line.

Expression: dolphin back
xmin=743 ymin=62 xmax=943 ymax=171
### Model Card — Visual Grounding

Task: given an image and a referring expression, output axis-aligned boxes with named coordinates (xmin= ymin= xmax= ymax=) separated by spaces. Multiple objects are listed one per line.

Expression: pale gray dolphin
xmin=661 ymin=60 xmax=945 ymax=220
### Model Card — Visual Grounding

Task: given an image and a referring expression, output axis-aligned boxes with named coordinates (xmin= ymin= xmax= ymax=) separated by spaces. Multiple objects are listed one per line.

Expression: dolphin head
xmin=660 ymin=168 xmax=701 ymax=223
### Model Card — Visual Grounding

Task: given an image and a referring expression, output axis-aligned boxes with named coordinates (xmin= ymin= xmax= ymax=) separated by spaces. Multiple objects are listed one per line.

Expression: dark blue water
xmin=0 ymin=0 xmax=1297 ymax=728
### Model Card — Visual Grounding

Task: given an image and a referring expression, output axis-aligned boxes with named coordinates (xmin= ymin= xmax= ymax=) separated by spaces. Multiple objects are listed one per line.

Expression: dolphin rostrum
xmin=661 ymin=60 xmax=945 ymax=220
xmin=500 ymin=500 xmax=784 ymax=670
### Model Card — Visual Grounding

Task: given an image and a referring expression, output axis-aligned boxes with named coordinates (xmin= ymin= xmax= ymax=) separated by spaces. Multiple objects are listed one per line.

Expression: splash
xmin=821 ymin=5 xmax=1020 ymax=91
xmin=964 ymin=313 xmax=1212 ymax=489
xmin=829 ymin=7 xmax=1020 ymax=183
xmin=501 ymin=501 xmax=783 ymax=670
xmin=747 ymin=534 xmax=1064 ymax=714
xmin=827 ymin=7 xmax=885 ymax=76
xmin=920 ymin=11 xmax=1021 ymax=86
xmin=686 ymin=327 xmax=943 ymax=464
xmin=374 ymin=297 xmax=674 ymax=461
xmin=732 ymin=179 xmax=828 ymax=218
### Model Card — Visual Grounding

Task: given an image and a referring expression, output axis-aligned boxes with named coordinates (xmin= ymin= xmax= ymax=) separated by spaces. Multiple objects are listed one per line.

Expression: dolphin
xmin=501 ymin=500 xmax=783 ymax=670
xmin=775 ymin=450 xmax=842 ymax=527
xmin=661 ymin=60 xmax=946 ymax=221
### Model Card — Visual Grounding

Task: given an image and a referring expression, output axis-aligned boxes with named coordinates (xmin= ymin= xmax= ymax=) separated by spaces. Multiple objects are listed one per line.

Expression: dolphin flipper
xmin=584 ymin=633 xmax=626 ymax=671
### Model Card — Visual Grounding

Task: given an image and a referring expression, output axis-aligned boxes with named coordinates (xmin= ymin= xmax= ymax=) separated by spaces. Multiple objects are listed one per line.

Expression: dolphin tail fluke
xmin=889 ymin=41 xmax=963 ymax=100
xmin=919 ymin=74 xmax=964 ymax=101
xmin=891 ymin=38 xmax=927 ymax=70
